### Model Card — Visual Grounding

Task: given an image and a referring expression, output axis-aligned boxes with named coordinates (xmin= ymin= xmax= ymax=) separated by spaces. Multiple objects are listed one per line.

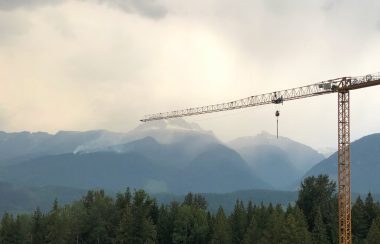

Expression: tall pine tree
xmin=229 ymin=200 xmax=247 ymax=244
xmin=312 ymin=207 xmax=329 ymax=244
xmin=352 ymin=196 xmax=367 ymax=244
xmin=366 ymin=216 xmax=380 ymax=244
xmin=211 ymin=207 xmax=231 ymax=244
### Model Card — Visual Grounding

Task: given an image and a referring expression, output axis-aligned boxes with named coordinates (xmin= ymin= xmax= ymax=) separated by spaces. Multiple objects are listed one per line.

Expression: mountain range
xmin=0 ymin=118 xmax=379 ymax=198
xmin=0 ymin=119 xmax=325 ymax=194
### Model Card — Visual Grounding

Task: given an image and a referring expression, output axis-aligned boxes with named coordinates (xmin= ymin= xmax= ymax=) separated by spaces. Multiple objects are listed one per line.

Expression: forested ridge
xmin=1 ymin=175 xmax=380 ymax=244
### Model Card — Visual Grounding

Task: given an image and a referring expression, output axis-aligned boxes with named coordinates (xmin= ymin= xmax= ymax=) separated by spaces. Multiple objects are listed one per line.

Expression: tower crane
xmin=141 ymin=72 xmax=380 ymax=244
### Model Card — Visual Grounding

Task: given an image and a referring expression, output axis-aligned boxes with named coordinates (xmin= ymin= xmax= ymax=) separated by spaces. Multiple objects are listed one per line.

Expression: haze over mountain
xmin=229 ymin=132 xmax=325 ymax=189
xmin=303 ymin=133 xmax=380 ymax=194
xmin=317 ymin=146 xmax=337 ymax=158
xmin=1 ymin=118 xmax=380 ymax=214
xmin=0 ymin=119 xmax=216 ymax=166
xmin=0 ymin=119 xmax=270 ymax=194
xmin=0 ymin=130 xmax=126 ymax=166
xmin=75 ymin=119 xmax=216 ymax=154
xmin=7 ymin=118 xmax=380 ymax=196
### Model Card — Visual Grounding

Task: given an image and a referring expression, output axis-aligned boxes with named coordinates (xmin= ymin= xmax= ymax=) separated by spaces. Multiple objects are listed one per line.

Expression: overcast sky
xmin=0 ymin=0 xmax=380 ymax=149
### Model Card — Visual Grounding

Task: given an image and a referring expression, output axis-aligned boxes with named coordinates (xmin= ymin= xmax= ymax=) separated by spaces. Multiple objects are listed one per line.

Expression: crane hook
xmin=275 ymin=110 xmax=280 ymax=139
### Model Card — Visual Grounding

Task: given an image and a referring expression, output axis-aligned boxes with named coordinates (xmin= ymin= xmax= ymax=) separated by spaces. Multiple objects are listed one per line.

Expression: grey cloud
xmin=0 ymin=0 xmax=64 ymax=10
xmin=322 ymin=0 xmax=340 ymax=11
xmin=0 ymin=14 xmax=31 ymax=44
xmin=92 ymin=0 xmax=167 ymax=19
xmin=128 ymin=0 xmax=167 ymax=19
xmin=0 ymin=0 xmax=167 ymax=20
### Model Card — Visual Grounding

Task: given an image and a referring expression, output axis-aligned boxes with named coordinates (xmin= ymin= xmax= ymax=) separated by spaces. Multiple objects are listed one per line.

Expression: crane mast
xmin=141 ymin=72 xmax=380 ymax=244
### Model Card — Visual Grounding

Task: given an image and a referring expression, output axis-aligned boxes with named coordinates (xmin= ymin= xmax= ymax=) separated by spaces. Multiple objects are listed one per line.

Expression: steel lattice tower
xmin=338 ymin=80 xmax=351 ymax=244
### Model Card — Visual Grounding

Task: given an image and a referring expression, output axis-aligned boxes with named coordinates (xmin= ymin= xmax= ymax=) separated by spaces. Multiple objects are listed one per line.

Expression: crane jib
xmin=141 ymin=72 xmax=380 ymax=122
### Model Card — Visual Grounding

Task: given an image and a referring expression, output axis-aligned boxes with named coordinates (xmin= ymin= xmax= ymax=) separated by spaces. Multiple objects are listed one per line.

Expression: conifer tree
xmin=297 ymin=175 xmax=336 ymax=230
xmin=116 ymin=188 xmax=132 ymax=218
xmin=283 ymin=211 xmax=312 ymax=244
xmin=312 ymin=207 xmax=329 ymax=244
xmin=352 ymin=196 xmax=367 ymax=244
xmin=246 ymin=201 xmax=254 ymax=226
xmin=183 ymin=193 xmax=207 ymax=210
xmin=172 ymin=204 xmax=209 ymax=244
xmin=45 ymin=199 xmax=68 ymax=244
xmin=297 ymin=175 xmax=338 ymax=243
xmin=172 ymin=205 xmax=192 ymax=244
xmin=229 ymin=200 xmax=247 ymax=244
xmin=364 ymin=193 xmax=379 ymax=233
xmin=366 ymin=217 xmax=380 ymax=244
xmin=13 ymin=214 xmax=31 ymax=244
xmin=242 ymin=216 xmax=259 ymax=244
xmin=157 ymin=205 xmax=174 ymax=244
xmin=128 ymin=190 xmax=157 ymax=244
xmin=0 ymin=213 xmax=17 ymax=243
xmin=116 ymin=188 xmax=133 ymax=243
xmin=79 ymin=190 xmax=117 ymax=243
xmin=259 ymin=205 xmax=286 ymax=244
xmin=31 ymin=207 xmax=46 ymax=244
xmin=117 ymin=201 xmax=133 ymax=243
xmin=211 ymin=207 xmax=231 ymax=244
xmin=254 ymin=203 xmax=270 ymax=239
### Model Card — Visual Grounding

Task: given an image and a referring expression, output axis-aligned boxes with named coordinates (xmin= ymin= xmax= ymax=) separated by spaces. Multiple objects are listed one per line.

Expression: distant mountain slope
xmin=0 ymin=119 xmax=218 ymax=166
xmin=0 ymin=150 xmax=166 ymax=192
xmin=76 ymin=119 xmax=218 ymax=153
xmin=303 ymin=133 xmax=380 ymax=193
xmin=0 ymin=181 xmax=85 ymax=215
xmin=229 ymin=132 xmax=325 ymax=189
xmin=125 ymin=119 xmax=216 ymax=144
xmin=171 ymin=144 xmax=271 ymax=193
xmin=105 ymin=134 xmax=219 ymax=169
xmin=0 ymin=137 xmax=269 ymax=194
xmin=317 ymin=146 xmax=337 ymax=158
xmin=0 ymin=130 xmax=127 ymax=166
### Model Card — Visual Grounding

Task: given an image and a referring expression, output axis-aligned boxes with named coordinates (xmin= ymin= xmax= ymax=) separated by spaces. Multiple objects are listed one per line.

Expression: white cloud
xmin=0 ymin=0 xmax=379 ymax=148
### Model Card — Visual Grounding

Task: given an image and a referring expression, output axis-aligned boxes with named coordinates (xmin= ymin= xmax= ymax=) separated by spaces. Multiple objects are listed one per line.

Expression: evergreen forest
xmin=1 ymin=175 xmax=380 ymax=244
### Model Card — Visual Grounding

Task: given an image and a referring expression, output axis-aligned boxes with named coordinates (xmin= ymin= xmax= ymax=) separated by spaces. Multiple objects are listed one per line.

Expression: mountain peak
xmin=256 ymin=131 xmax=279 ymax=141
xmin=228 ymin=132 xmax=325 ymax=187
xmin=135 ymin=118 xmax=204 ymax=132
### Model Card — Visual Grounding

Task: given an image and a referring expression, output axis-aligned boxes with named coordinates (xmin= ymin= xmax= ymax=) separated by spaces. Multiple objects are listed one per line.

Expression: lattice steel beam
xmin=338 ymin=84 xmax=351 ymax=244
xmin=141 ymin=72 xmax=380 ymax=122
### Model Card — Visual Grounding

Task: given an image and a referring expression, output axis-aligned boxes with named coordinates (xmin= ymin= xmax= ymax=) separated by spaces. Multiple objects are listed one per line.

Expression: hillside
xmin=0 ymin=119 xmax=338 ymax=194
xmin=229 ymin=131 xmax=325 ymax=189
xmin=303 ymin=133 xmax=380 ymax=193
xmin=0 ymin=130 xmax=127 ymax=166
xmin=0 ymin=137 xmax=270 ymax=194
xmin=0 ymin=119 xmax=217 ymax=166
xmin=0 ymin=181 xmax=85 ymax=215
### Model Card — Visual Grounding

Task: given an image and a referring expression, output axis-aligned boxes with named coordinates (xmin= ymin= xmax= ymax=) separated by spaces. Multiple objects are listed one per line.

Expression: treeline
xmin=1 ymin=175 xmax=380 ymax=244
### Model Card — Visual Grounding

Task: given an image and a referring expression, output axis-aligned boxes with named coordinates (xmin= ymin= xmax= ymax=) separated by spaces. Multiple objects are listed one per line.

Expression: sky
xmin=0 ymin=0 xmax=380 ymax=149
